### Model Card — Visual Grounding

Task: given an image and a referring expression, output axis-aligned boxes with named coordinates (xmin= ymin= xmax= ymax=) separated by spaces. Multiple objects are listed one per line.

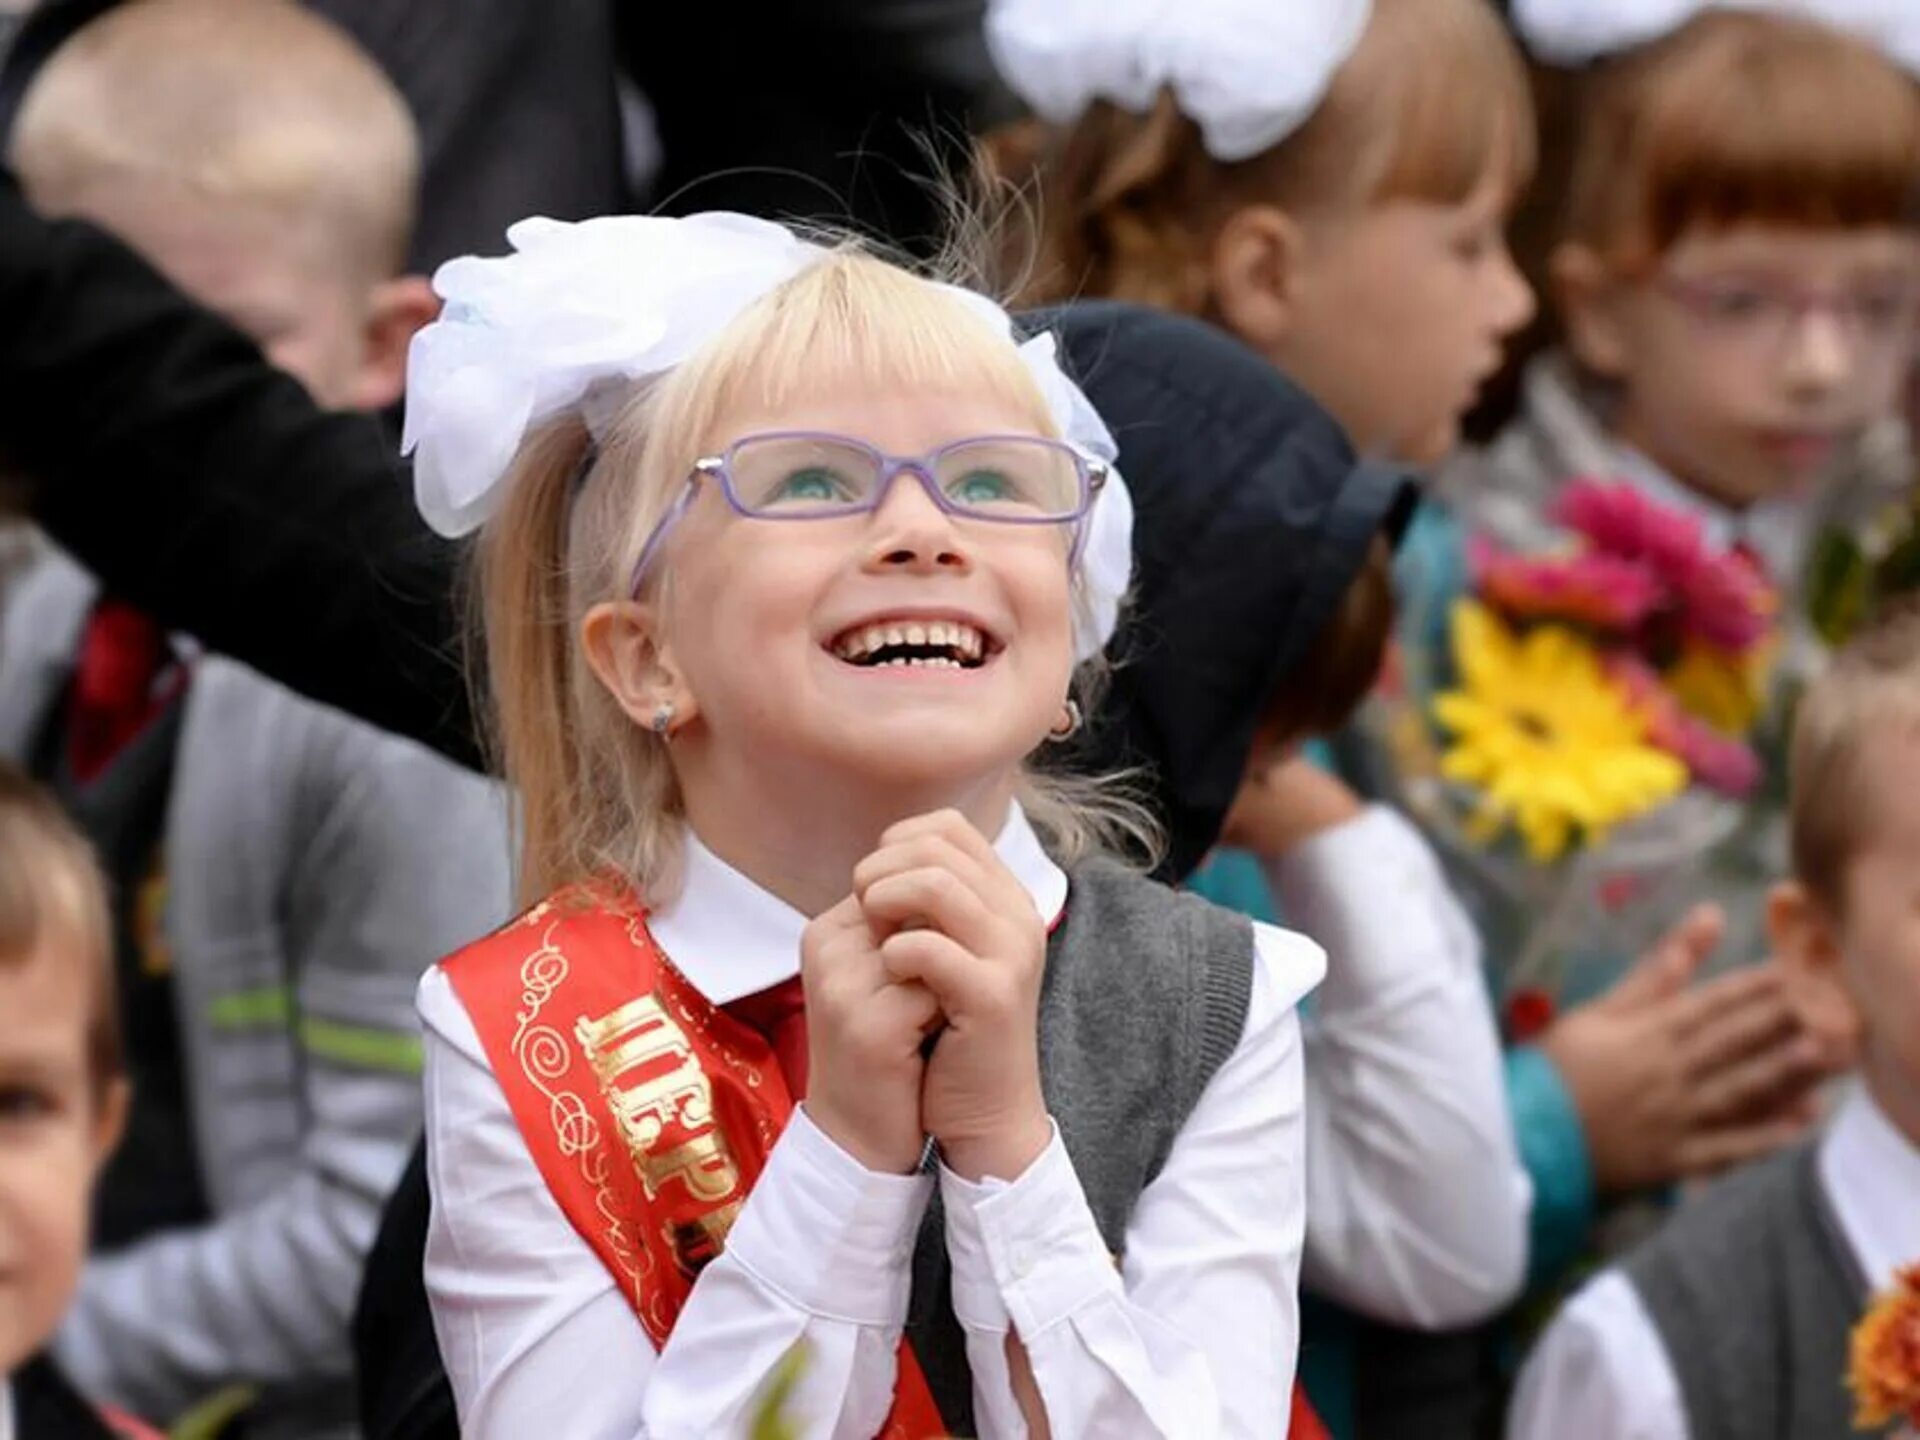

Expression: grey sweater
xmin=0 ymin=548 xmax=513 ymax=1439
xmin=906 ymin=856 xmax=1255 ymax=1433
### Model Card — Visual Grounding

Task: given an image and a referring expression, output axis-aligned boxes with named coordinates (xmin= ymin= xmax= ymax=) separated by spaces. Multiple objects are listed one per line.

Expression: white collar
xmin=1818 ymin=1082 xmax=1920 ymax=1289
xmin=650 ymin=804 xmax=1069 ymax=1006
xmin=0 ymin=1375 xmax=13 ymax=1440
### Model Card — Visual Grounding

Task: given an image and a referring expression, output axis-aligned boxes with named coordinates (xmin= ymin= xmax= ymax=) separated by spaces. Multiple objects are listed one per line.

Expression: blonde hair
xmin=10 ymin=0 xmax=419 ymax=279
xmin=0 ymin=760 xmax=119 ymax=1092
xmin=1789 ymin=602 xmax=1920 ymax=912
xmin=478 ymin=245 xmax=1157 ymax=905
xmin=1559 ymin=11 xmax=1920 ymax=275
xmin=983 ymin=0 xmax=1536 ymax=312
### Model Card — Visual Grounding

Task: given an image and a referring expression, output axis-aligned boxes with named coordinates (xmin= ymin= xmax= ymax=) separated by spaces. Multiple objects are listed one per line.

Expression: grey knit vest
xmin=904 ymin=856 xmax=1256 ymax=1434
xmin=1622 ymin=1143 xmax=1892 ymax=1440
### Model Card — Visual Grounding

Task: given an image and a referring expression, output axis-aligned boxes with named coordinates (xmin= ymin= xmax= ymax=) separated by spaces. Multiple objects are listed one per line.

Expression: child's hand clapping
xmin=853 ymin=811 xmax=1053 ymax=1183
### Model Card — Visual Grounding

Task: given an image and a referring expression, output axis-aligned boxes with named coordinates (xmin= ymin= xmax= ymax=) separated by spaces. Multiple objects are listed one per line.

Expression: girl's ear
xmin=1766 ymin=879 xmax=1842 ymax=974
xmin=1551 ymin=243 xmax=1633 ymax=381
xmin=1210 ymin=204 xmax=1309 ymax=356
xmin=581 ymin=600 xmax=700 ymax=735
xmin=1766 ymin=879 xmax=1866 ymax=1066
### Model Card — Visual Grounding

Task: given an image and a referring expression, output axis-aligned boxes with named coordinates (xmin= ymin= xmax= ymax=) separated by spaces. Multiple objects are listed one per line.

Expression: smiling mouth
xmin=829 ymin=619 xmax=994 ymax=670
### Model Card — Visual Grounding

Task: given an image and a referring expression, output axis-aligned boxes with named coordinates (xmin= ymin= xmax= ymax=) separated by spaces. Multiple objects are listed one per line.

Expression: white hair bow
xmin=1511 ymin=0 xmax=1920 ymax=73
xmin=985 ymin=0 xmax=1373 ymax=163
xmin=401 ymin=212 xmax=1134 ymax=662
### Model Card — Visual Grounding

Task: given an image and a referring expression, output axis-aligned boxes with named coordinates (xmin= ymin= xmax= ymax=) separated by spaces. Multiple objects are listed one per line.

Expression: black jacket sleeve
xmin=1 ymin=170 xmax=481 ymax=770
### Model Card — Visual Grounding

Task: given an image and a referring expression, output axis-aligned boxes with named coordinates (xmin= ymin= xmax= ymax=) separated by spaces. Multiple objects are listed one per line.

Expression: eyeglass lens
xmin=725 ymin=435 xmax=1085 ymax=520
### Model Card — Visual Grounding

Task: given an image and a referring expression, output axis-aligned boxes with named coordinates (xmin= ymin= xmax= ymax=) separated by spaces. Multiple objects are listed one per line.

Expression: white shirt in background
xmin=1507 ymin=1083 xmax=1920 ymax=1439
xmin=419 ymin=807 xmax=1326 ymax=1439
xmin=1267 ymin=804 xmax=1531 ymax=1327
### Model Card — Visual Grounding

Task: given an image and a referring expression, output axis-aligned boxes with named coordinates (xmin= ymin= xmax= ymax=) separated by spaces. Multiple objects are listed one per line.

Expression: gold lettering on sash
xmin=637 ymin=1131 xmax=736 ymax=1202
xmin=575 ymin=994 xmax=742 ymax=1212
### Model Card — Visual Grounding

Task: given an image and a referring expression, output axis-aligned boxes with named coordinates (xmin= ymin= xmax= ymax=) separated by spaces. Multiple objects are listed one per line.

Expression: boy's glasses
xmin=1658 ymin=274 xmax=1918 ymax=357
xmin=628 ymin=431 xmax=1107 ymax=595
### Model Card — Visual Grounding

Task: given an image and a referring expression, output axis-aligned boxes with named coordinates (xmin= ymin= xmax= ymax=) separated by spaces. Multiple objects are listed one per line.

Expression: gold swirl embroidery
xmin=508 ymin=919 xmax=652 ymax=1306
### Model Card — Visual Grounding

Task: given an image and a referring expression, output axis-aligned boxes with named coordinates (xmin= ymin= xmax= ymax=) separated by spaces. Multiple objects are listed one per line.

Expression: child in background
xmin=3 ymin=4 xmax=511 ymax=1435
xmin=0 ymin=760 xmax=153 ymax=1440
xmin=405 ymin=213 xmax=1325 ymax=1437
xmin=1431 ymin=0 xmax=1920 ymax=1260
xmin=1510 ymin=602 xmax=1920 ymax=1440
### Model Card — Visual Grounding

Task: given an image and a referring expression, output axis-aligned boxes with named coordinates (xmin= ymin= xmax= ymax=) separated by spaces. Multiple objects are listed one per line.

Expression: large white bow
xmin=1511 ymin=0 xmax=1920 ymax=72
xmin=401 ymin=212 xmax=1134 ymax=662
xmin=985 ymin=0 xmax=1373 ymax=163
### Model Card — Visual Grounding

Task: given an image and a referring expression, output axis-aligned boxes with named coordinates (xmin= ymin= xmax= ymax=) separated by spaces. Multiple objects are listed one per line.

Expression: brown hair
xmin=1789 ymin=601 xmax=1920 ymax=912
xmin=1262 ymin=538 xmax=1397 ymax=748
xmin=477 ymin=245 xmax=1158 ymax=906
xmin=11 ymin=0 xmax=420 ymax=279
xmin=1559 ymin=11 xmax=1920 ymax=274
xmin=982 ymin=0 xmax=1535 ymax=313
xmin=0 ymin=760 xmax=120 ymax=1093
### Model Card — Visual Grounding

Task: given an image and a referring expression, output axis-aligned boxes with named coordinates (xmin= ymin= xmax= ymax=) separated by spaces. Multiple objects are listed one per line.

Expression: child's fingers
xmin=853 ymin=832 xmax=997 ymax=909
xmin=880 ymin=809 xmax=1012 ymax=885
xmin=861 ymin=866 xmax=1005 ymax=960
xmin=1666 ymin=963 xmax=1786 ymax=1044
xmin=1686 ymin=1033 xmax=1824 ymax=1124
xmin=877 ymin=928 xmax=989 ymax=1008
xmin=1610 ymin=903 xmax=1724 ymax=1009
xmin=1672 ymin=1110 xmax=1817 ymax=1178
xmin=867 ymin=977 xmax=945 ymax=1045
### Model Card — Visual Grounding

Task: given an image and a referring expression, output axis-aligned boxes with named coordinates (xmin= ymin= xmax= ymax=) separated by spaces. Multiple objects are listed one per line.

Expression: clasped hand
xmin=800 ymin=810 xmax=1054 ymax=1182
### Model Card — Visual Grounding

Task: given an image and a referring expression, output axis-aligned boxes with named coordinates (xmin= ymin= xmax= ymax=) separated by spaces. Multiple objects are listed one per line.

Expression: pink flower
xmin=1607 ymin=655 xmax=1764 ymax=798
xmin=1554 ymin=480 xmax=1777 ymax=654
xmin=1472 ymin=537 xmax=1664 ymax=633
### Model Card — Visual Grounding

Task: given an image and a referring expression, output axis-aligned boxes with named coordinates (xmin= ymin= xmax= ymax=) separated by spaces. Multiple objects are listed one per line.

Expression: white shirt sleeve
xmin=938 ymin=923 xmax=1323 ymax=1438
xmin=418 ymin=966 xmax=933 ymax=1440
xmin=1264 ymin=804 xmax=1530 ymax=1327
xmin=1507 ymin=1270 xmax=1691 ymax=1440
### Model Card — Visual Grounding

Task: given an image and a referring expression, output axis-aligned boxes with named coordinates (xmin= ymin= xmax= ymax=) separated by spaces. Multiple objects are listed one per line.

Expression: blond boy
xmin=3 ymin=6 xmax=509 ymax=1437
xmin=1511 ymin=604 xmax=1920 ymax=1440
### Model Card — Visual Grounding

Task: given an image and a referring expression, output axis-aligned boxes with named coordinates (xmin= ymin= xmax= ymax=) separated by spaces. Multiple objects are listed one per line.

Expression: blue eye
xmin=948 ymin=469 xmax=1019 ymax=505
xmin=768 ymin=467 xmax=856 ymax=506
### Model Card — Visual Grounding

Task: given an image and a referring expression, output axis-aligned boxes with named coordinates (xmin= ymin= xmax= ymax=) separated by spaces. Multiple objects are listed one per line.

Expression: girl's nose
xmin=1780 ymin=308 xmax=1853 ymax=394
xmin=864 ymin=468 xmax=970 ymax=572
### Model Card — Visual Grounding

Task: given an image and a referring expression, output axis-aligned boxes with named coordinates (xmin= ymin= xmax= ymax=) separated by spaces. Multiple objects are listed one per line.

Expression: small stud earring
xmin=1048 ymin=698 xmax=1083 ymax=741
xmin=650 ymin=703 xmax=676 ymax=736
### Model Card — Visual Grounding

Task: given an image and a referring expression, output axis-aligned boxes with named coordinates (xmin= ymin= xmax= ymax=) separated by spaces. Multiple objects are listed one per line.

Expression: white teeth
xmin=831 ymin=619 xmax=991 ymax=663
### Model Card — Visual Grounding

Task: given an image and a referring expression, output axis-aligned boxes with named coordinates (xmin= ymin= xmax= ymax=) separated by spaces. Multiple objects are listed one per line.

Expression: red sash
xmin=442 ymin=883 xmax=946 ymax=1436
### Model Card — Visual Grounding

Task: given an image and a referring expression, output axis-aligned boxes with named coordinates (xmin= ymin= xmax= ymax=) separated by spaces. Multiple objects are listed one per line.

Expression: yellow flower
xmin=1433 ymin=601 xmax=1687 ymax=861
xmin=1664 ymin=638 xmax=1773 ymax=736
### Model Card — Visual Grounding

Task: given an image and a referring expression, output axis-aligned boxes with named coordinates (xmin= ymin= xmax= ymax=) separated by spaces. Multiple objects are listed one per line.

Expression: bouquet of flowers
xmin=1372 ymin=478 xmax=1786 ymax=1011
xmin=1432 ymin=479 xmax=1778 ymax=862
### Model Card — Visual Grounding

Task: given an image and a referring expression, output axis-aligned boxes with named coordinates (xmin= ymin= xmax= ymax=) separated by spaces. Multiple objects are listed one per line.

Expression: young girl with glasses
xmin=1383 ymin=2 xmax=1920 ymax=1293
xmin=400 ymin=214 xmax=1325 ymax=1438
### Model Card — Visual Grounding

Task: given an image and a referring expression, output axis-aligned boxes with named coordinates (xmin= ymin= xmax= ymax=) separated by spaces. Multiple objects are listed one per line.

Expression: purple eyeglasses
xmin=1658 ymin=274 xmax=1919 ymax=356
xmin=627 ymin=430 xmax=1108 ymax=596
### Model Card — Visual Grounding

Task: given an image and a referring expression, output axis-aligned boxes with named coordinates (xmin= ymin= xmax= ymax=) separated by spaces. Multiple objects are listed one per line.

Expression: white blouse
xmin=419 ymin=808 xmax=1325 ymax=1438
xmin=1272 ymin=804 xmax=1530 ymax=1327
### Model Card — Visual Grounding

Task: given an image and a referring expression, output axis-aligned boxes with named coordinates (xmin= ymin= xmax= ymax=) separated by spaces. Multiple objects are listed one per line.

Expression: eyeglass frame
xmin=626 ymin=429 xmax=1109 ymax=597
xmin=1655 ymin=273 xmax=1920 ymax=353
